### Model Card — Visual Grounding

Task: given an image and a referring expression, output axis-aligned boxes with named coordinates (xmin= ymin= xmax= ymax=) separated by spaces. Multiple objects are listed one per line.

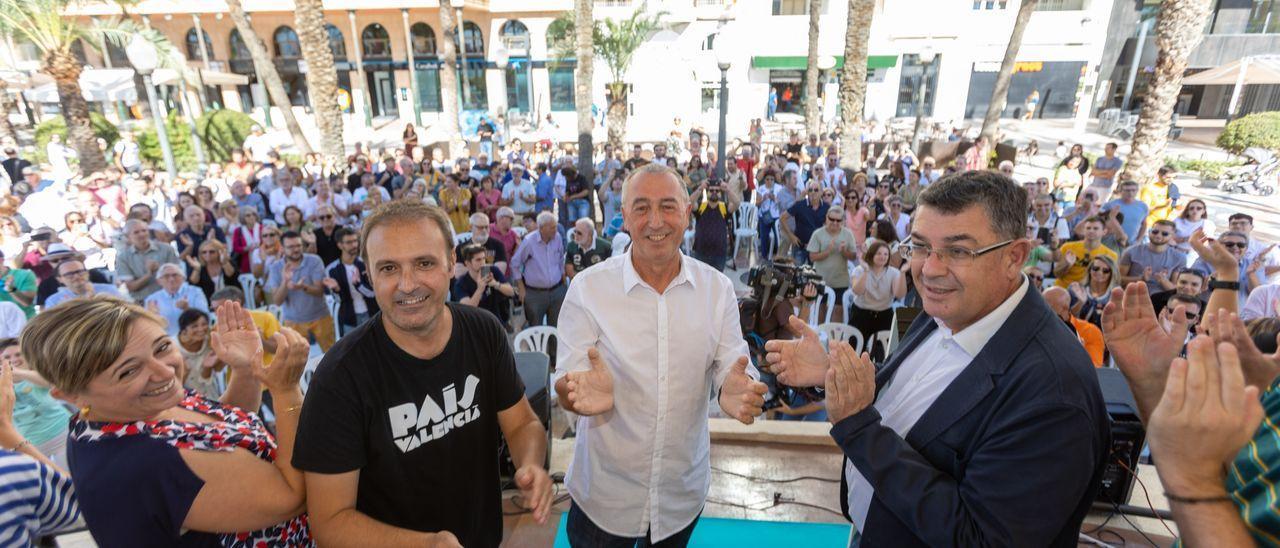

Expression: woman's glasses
xmin=1090 ymin=266 xmax=1111 ymax=274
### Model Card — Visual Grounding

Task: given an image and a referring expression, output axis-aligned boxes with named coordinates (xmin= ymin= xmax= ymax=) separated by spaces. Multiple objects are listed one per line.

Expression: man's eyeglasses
xmin=263 ymin=233 xmax=280 ymax=238
xmin=826 ymin=217 xmax=843 ymax=223
xmin=1090 ymin=266 xmax=1112 ymax=274
xmin=902 ymin=240 xmax=1015 ymax=265
xmin=1027 ymin=274 xmax=1044 ymax=283
xmin=316 ymin=215 xmax=333 ymax=220
xmin=1149 ymin=229 xmax=1171 ymax=236
xmin=1167 ymin=307 xmax=1199 ymax=321
xmin=473 ymin=225 xmax=490 ymax=230
xmin=58 ymin=269 xmax=87 ymax=278
xmin=1222 ymin=241 xmax=1248 ymax=249
xmin=67 ymin=218 xmax=85 ymax=224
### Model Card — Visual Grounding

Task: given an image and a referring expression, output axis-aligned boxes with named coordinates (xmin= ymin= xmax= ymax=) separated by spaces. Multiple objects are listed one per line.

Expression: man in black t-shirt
xmin=293 ymin=201 xmax=553 ymax=547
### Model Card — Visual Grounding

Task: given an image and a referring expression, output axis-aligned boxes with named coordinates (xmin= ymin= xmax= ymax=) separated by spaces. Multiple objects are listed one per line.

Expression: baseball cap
xmin=21 ymin=166 xmax=36 ymax=176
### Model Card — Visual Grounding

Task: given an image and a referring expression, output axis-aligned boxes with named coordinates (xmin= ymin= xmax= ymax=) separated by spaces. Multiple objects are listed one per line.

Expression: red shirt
xmin=736 ymin=158 xmax=758 ymax=191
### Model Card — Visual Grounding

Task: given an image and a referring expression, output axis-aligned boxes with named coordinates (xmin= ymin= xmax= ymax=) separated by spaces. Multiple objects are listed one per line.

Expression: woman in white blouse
xmin=848 ymin=240 xmax=907 ymax=361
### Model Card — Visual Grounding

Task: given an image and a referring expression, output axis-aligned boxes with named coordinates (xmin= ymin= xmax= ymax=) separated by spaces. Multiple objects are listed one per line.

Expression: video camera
xmin=746 ymin=261 xmax=825 ymax=304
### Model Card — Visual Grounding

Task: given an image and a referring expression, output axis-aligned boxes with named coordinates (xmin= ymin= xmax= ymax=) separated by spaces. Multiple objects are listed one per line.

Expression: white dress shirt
xmin=268 ymin=186 xmax=310 ymax=225
xmin=553 ymin=252 xmax=755 ymax=542
xmin=1242 ymin=283 xmax=1280 ymax=322
xmin=846 ymin=278 xmax=1029 ymax=530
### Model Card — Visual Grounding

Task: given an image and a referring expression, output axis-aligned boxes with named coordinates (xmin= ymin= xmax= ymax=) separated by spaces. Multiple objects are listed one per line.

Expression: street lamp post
xmin=494 ymin=43 xmax=510 ymax=112
xmin=713 ymin=13 xmax=735 ymax=180
xmin=910 ymin=44 xmax=937 ymax=152
xmin=126 ymin=33 xmax=177 ymax=179
xmin=450 ymin=0 xmax=470 ymax=112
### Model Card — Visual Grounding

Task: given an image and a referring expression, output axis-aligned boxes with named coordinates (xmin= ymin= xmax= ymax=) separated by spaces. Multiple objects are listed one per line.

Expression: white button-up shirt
xmin=846 ymin=278 xmax=1029 ymax=531
xmin=554 ymin=252 xmax=754 ymax=542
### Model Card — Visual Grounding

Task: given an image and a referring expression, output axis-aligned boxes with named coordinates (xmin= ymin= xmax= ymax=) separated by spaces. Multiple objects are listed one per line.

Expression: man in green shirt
xmin=0 ymin=250 xmax=37 ymax=318
xmin=566 ymin=218 xmax=612 ymax=279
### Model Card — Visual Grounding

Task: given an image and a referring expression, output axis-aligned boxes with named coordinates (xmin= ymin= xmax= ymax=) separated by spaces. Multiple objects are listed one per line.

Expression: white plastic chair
xmin=267 ymin=305 xmax=283 ymax=323
xmin=872 ymin=329 xmax=893 ymax=358
xmin=513 ymin=326 xmax=558 ymax=354
xmin=841 ymin=288 xmax=855 ymax=323
xmin=807 ymin=286 xmax=838 ymax=326
xmin=733 ymin=202 xmax=758 ymax=264
xmin=299 ymin=355 xmax=323 ymax=395
xmin=325 ymin=294 xmax=341 ymax=339
xmin=513 ymin=226 xmax=529 ymax=239
xmin=816 ymin=322 xmax=863 ymax=353
xmin=238 ymin=274 xmax=259 ymax=309
xmin=454 ymin=232 xmax=473 ymax=247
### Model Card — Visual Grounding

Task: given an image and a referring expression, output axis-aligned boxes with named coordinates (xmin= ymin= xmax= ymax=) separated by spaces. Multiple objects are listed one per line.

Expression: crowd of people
xmin=0 ymin=111 xmax=1277 ymax=546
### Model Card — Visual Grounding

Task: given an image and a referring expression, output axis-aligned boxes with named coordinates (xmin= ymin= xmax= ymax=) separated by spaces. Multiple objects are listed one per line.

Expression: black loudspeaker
xmin=1095 ymin=368 xmax=1145 ymax=505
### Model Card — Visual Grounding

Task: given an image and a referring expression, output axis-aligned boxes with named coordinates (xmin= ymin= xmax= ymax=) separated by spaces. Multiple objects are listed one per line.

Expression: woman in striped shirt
xmin=0 ymin=359 xmax=80 ymax=546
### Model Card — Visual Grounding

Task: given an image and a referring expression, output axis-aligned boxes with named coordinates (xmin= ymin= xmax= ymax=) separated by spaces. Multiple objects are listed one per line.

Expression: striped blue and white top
xmin=0 ymin=449 xmax=79 ymax=547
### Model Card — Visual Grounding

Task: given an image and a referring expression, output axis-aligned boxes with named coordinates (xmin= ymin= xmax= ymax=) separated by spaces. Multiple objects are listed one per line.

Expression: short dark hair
xmin=0 ymin=338 xmax=17 ymax=352
xmin=1229 ymin=213 xmax=1254 ymax=225
xmin=863 ymin=240 xmax=891 ymax=265
xmin=280 ymin=230 xmax=302 ymax=243
xmin=210 ymin=286 xmax=245 ymax=305
xmin=917 ymin=171 xmax=1028 ymax=241
xmin=459 ymin=243 xmax=486 ymax=263
xmin=1152 ymin=219 xmax=1177 ymax=231
xmin=1178 ymin=269 xmax=1207 ymax=283
xmin=177 ymin=308 xmax=209 ymax=333
xmin=359 ymin=200 xmax=455 ymax=264
xmin=1168 ymin=293 xmax=1201 ymax=312
xmin=334 ymin=226 xmax=356 ymax=241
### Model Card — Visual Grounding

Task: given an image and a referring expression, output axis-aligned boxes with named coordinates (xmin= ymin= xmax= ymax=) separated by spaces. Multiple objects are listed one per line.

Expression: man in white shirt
xmin=766 ymin=170 xmax=1109 ymax=546
xmin=268 ymin=168 xmax=309 ymax=224
xmin=554 ymin=163 xmax=767 ymax=546
xmin=501 ymin=169 xmax=538 ymax=222
xmin=242 ymin=126 xmax=274 ymax=164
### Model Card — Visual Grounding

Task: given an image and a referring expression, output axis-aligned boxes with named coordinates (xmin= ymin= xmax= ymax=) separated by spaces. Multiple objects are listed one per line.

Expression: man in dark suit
xmin=767 ymin=171 xmax=1109 ymax=546
xmin=322 ymin=227 xmax=379 ymax=335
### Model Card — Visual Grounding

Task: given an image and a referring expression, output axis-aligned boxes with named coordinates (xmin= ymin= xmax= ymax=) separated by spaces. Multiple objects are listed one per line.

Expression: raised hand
xmin=1100 ymin=282 xmax=1189 ymax=418
xmin=210 ymin=300 xmax=265 ymax=374
xmin=718 ymin=356 xmax=768 ymax=425
xmin=763 ymin=316 xmax=828 ymax=387
xmin=253 ymin=327 xmax=310 ymax=393
xmin=565 ymin=348 xmax=614 ymax=415
xmin=514 ymin=464 xmax=554 ymax=524
xmin=321 ymin=277 xmax=340 ymax=291
xmin=825 ymin=342 xmax=876 ymax=424
xmin=1204 ymin=310 xmax=1280 ymax=391
xmin=1148 ymin=337 xmax=1263 ymax=498
xmin=175 ymin=298 xmax=189 ymax=310
xmin=1189 ymin=228 xmax=1238 ymax=277
xmin=1063 ymin=251 xmax=1078 ymax=266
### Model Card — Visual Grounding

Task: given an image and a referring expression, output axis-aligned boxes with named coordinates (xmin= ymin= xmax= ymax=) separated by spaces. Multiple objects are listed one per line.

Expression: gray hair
xmin=575 ymin=217 xmax=596 ymax=234
xmin=536 ymin=211 xmax=557 ymax=227
xmin=496 ymin=206 xmax=515 ymax=219
xmin=157 ymin=263 xmax=184 ymax=277
xmin=469 ymin=212 xmax=488 ymax=226
xmin=621 ymin=163 xmax=686 ymax=207
xmin=124 ymin=219 xmax=148 ymax=233
xmin=1220 ymin=230 xmax=1249 ymax=243
xmin=917 ymin=171 xmax=1027 ymax=241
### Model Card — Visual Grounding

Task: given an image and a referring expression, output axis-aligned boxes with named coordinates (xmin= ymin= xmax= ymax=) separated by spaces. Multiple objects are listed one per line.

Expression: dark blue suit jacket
xmin=832 ymin=287 xmax=1109 ymax=547
xmin=326 ymin=258 xmax=379 ymax=327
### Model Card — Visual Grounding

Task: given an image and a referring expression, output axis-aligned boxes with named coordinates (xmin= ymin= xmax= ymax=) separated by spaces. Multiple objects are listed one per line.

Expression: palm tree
xmin=802 ymin=0 xmax=822 ymax=137
xmin=574 ymin=0 xmax=594 ymax=183
xmin=551 ymin=7 xmax=663 ymax=149
xmin=437 ymin=4 xmax=463 ymax=158
xmin=0 ymin=0 xmax=113 ymax=174
xmin=293 ymin=0 xmax=343 ymax=166
xmin=837 ymin=0 xmax=874 ymax=171
xmin=978 ymin=0 xmax=1038 ymax=143
xmin=1120 ymin=0 xmax=1213 ymax=184
xmin=224 ymin=0 xmax=313 ymax=154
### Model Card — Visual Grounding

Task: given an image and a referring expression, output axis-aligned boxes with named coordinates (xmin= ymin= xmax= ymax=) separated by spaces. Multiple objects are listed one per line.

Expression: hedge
xmin=1216 ymin=111 xmax=1280 ymax=155
xmin=32 ymin=113 xmax=120 ymax=165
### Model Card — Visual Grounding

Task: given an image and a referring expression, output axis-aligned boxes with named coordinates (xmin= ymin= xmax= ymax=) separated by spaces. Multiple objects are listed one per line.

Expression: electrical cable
xmin=710 ymin=465 xmax=841 ymax=484
xmin=705 ymin=494 xmax=845 ymax=518
xmin=1113 ymin=502 xmax=1160 ymax=548
xmin=1115 ymin=458 xmax=1178 ymax=539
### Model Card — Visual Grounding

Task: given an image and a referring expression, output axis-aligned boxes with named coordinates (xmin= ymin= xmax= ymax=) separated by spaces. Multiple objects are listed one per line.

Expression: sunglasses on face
xmin=1167 ymin=308 xmax=1199 ymax=321
xmin=1149 ymin=229 xmax=1171 ymax=236
xmin=1222 ymin=241 xmax=1247 ymax=249
xmin=1090 ymin=266 xmax=1111 ymax=274
xmin=317 ymin=215 xmax=333 ymax=220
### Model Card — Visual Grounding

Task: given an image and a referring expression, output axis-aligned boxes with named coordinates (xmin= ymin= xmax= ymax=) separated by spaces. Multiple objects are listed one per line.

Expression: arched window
xmin=410 ymin=22 xmax=436 ymax=57
xmin=229 ymin=29 xmax=251 ymax=60
xmin=499 ymin=19 xmax=529 ymax=51
xmin=362 ymin=23 xmax=392 ymax=58
xmin=326 ymin=24 xmax=347 ymax=60
xmin=185 ymin=28 xmax=215 ymax=60
xmin=273 ymin=26 xmax=301 ymax=58
xmin=461 ymin=21 xmax=484 ymax=56
xmin=546 ymin=18 xmax=572 ymax=53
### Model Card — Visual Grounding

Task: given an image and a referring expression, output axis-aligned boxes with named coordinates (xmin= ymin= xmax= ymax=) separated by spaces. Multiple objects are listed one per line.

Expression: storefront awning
xmin=751 ymin=55 xmax=897 ymax=70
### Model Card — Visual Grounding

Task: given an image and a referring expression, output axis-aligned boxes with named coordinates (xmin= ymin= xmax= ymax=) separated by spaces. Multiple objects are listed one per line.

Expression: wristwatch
xmin=1209 ymin=280 xmax=1241 ymax=291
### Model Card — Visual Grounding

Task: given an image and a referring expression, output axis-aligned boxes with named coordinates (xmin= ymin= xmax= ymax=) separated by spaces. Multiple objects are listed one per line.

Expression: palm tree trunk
xmin=606 ymin=82 xmax=627 ymax=150
xmin=979 ymin=0 xmax=1038 ymax=143
xmin=224 ymin=0 xmax=313 ymax=155
xmin=1120 ymin=0 xmax=1212 ymax=184
xmin=438 ymin=5 xmax=463 ymax=159
xmin=0 ymin=80 xmax=19 ymax=148
xmin=838 ymin=0 xmax=874 ymax=172
xmin=574 ymin=0 xmax=594 ymax=183
xmin=46 ymin=51 xmax=106 ymax=175
xmin=295 ymin=0 xmax=343 ymax=166
xmin=802 ymin=0 xmax=823 ymax=137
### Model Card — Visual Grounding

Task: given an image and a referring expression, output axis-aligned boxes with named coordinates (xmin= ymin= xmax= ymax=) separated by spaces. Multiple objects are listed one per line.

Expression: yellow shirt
xmin=1054 ymin=241 xmax=1119 ymax=288
xmin=1139 ymin=181 xmax=1173 ymax=224
xmin=249 ymin=309 xmax=280 ymax=365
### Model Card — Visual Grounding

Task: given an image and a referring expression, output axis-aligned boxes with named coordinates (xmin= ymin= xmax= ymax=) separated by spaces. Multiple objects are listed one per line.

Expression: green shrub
xmin=1164 ymin=157 xmax=1243 ymax=180
xmin=32 ymin=112 xmax=120 ymax=165
xmin=1216 ymin=111 xmax=1280 ymax=155
xmin=138 ymin=111 xmax=197 ymax=173
xmin=197 ymin=109 xmax=258 ymax=163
